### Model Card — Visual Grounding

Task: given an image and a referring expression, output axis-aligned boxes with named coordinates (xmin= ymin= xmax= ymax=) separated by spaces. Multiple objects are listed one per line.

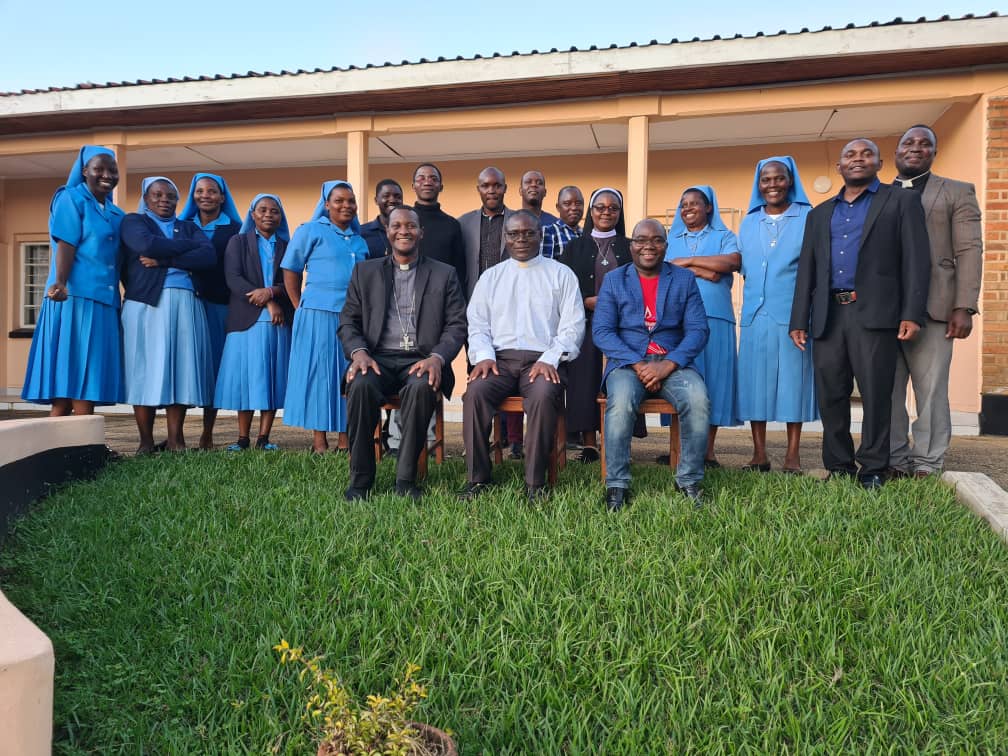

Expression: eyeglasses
xmin=505 ymin=230 xmax=539 ymax=239
xmin=592 ymin=205 xmax=621 ymax=214
xmin=630 ymin=236 xmax=667 ymax=247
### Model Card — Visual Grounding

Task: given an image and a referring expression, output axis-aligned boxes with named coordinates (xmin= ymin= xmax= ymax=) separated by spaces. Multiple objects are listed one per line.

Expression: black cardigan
xmin=562 ymin=234 xmax=633 ymax=302
xmin=192 ymin=220 xmax=242 ymax=305
xmin=120 ymin=214 xmax=216 ymax=306
xmin=223 ymin=230 xmax=294 ymax=333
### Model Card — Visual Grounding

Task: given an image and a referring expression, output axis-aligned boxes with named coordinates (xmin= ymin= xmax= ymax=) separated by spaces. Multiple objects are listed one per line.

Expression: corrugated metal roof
xmin=1 ymin=13 xmax=999 ymax=98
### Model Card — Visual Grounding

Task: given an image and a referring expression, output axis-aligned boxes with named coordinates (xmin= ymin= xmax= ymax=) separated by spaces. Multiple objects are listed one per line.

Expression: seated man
xmin=339 ymin=207 xmax=467 ymax=500
xmin=461 ymin=210 xmax=585 ymax=502
xmin=593 ymin=219 xmax=711 ymax=510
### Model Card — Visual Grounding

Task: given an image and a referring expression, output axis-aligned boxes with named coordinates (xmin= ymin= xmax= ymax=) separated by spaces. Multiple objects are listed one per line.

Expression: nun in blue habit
xmin=213 ymin=193 xmax=293 ymax=451
xmin=665 ymin=184 xmax=742 ymax=467
xmin=737 ymin=156 xmax=818 ymax=473
xmin=120 ymin=176 xmax=216 ymax=454
xmin=178 ymin=172 xmax=243 ymax=449
xmin=22 ymin=145 xmax=126 ymax=413
xmin=281 ymin=180 xmax=368 ymax=454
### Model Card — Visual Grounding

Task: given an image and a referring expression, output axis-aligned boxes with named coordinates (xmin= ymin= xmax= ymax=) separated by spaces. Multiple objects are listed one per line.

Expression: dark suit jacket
xmin=788 ymin=183 xmax=931 ymax=338
xmin=192 ymin=220 xmax=242 ymax=305
xmin=120 ymin=214 xmax=216 ymax=306
xmin=223 ymin=230 xmax=294 ymax=333
xmin=920 ymin=173 xmax=983 ymax=321
xmin=338 ymin=256 xmax=468 ymax=398
xmin=457 ymin=206 xmax=515 ymax=298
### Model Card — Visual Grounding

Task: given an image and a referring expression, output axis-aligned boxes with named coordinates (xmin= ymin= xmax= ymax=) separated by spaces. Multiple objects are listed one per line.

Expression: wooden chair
xmin=490 ymin=396 xmax=567 ymax=485
xmin=373 ymin=394 xmax=445 ymax=480
xmin=596 ymin=396 xmax=680 ymax=481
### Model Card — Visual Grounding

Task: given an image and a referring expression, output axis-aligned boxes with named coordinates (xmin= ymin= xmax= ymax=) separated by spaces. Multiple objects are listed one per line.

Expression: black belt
xmin=831 ymin=290 xmax=857 ymax=305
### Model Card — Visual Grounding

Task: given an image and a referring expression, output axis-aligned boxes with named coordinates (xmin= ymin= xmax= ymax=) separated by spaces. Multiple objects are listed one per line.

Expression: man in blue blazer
xmin=593 ymin=218 xmax=711 ymax=510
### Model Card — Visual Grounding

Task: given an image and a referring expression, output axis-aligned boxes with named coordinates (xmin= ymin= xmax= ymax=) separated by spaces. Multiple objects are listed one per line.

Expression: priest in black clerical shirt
xmin=339 ymin=207 xmax=468 ymax=501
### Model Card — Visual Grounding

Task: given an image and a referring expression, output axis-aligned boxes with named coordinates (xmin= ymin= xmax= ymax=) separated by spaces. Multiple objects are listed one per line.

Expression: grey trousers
xmin=890 ymin=317 xmax=954 ymax=474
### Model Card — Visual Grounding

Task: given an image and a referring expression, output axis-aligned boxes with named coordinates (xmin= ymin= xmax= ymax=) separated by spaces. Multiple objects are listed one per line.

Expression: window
xmin=21 ymin=242 xmax=50 ymax=328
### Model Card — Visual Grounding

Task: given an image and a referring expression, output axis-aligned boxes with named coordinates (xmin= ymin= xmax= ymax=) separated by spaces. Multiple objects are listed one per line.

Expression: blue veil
xmin=669 ymin=184 xmax=729 ymax=235
xmin=746 ymin=156 xmax=811 ymax=214
xmin=178 ymin=172 xmax=242 ymax=225
xmin=240 ymin=193 xmax=290 ymax=242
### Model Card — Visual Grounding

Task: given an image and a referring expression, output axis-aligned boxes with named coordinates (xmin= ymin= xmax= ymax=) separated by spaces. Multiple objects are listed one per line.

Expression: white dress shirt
xmin=466 ymin=254 xmax=585 ymax=367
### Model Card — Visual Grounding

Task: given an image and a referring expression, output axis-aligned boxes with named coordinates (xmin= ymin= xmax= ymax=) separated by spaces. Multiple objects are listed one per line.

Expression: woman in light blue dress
xmin=120 ymin=177 xmax=215 ymax=453
xmin=282 ymin=180 xmax=368 ymax=454
xmin=178 ymin=172 xmax=243 ymax=449
xmin=214 ymin=194 xmax=293 ymax=451
xmin=22 ymin=146 xmax=125 ymax=414
xmin=737 ymin=157 xmax=818 ymax=473
xmin=666 ymin=185 xmax=741 ymax=467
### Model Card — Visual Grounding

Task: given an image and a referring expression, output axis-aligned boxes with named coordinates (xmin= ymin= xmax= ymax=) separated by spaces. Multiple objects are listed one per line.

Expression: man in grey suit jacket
xmin=457 ymin=166 xmax=515 ymax=298
xmin=889 ymin=125 xmax=983 ymax=477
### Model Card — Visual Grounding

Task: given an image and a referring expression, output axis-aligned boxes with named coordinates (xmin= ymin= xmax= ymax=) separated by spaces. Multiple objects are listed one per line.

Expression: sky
xmin=0 ymin=1 xmax=1002 ymax=93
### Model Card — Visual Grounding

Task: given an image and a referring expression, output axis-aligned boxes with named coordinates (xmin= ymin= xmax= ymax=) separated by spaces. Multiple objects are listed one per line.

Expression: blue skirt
xmin=283 ymin=307 xmax=347 ymax=432
xmin=737 ymin=311 xmax=819 ymax=423
xmin=693 ymin=317 xmax=740 ymax=427
xmin=214 ymin=321 xmax=292 ymax=411
xmin=22 ymin=295 xmax=123 ymax=405
xmin=202 ymin=300 xmax=228 ymax=383
xmin=122 ymin=288 xmax=214 ymax=407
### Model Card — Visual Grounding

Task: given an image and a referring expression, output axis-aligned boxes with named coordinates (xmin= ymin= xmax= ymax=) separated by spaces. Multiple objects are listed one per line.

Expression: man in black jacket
xmin=789 ymin=138 xmax=931 ymax=489
xmin=412 ymin=163 xmax=468 ymax=287
xmin=339 ymin=207 xmax=468 ymax=501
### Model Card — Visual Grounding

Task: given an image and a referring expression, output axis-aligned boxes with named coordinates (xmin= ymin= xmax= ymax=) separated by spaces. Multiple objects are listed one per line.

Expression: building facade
xmin=2 ymin=15 xmax=1006 ymax=428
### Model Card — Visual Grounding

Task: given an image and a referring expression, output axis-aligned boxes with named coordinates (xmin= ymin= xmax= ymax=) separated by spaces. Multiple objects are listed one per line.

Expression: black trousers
xmin=462 ymin=349 xmax=566 ymax=487
xmin=346 ymin=352 xmax=438 ymax=489
xmin=812 ymin=300 xmax=898 ymax=476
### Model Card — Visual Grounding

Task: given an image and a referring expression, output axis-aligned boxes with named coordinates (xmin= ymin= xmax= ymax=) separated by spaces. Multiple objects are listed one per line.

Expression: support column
xmin=346 ymin=131 xmax=370 ymax=223
xmin=626 ymin=115 xmax=650 ymax=228
xmin=105 ymin=142 xmax=128 ymax=211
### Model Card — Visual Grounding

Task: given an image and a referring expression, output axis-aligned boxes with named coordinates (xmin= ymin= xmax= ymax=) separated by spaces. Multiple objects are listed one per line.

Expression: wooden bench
xmin=373 ymin=395 xmax=445 ymax=480
xmin=596 ymin=396 xmax=680 ymax=480
xmin=491 ymin=396 xmax=567 ymax=485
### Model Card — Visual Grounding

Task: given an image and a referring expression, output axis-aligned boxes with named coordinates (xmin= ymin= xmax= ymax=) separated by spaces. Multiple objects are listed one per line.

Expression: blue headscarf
xmin=746 ymin=156 xmax=811 ymax=214
xmin=241 ymin=193 xmax=290 ymax=242
xmin=178 ymin=172 xmax=242 ymax=226
xmin=139 ymin=176 xmax=180 ymax=238
xmin=670 ymin=185 xmax=729 ymax=236
xmin=311 ymin=180 xmax=360 ymax=232
xmin=50 ymin=145 xmax=117 ymax=212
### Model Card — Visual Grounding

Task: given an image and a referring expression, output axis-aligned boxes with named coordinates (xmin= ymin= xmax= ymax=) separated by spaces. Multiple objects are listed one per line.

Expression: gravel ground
xmin=6 ymin=409 xmax=1007 ymax=490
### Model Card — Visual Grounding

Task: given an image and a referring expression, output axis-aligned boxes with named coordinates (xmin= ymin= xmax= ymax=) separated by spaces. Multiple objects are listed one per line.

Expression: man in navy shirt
xmin=520 ymin=170 xmax=559 ymax=227
xmin=789 ymin=138 xmax=930 ymax=489
xmin=359 ymin=179 xmax=404 ymax=259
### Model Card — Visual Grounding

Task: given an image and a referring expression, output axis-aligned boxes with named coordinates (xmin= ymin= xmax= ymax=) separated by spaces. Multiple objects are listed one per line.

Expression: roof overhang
xmin=0 ymin=16 xmax=1006 ymax=137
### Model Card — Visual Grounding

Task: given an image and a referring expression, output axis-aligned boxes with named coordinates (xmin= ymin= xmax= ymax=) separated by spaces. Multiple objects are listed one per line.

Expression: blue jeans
xmin=604 ymin=364 xmax=710 ymax=489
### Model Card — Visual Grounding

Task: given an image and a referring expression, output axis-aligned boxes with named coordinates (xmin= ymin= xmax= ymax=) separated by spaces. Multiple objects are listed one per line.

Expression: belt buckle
xmin=835 ymin=291 xmax=856 ymax=305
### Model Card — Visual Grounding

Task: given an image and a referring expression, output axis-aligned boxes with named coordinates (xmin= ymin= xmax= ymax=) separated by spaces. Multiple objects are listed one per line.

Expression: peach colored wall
xmin=1 ymin=135 xmax=986 ymax=412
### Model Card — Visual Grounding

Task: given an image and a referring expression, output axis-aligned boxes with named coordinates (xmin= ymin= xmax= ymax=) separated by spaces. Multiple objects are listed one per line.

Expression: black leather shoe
xmin=605 ymin=487 xmax=628 ymax=512
xmin=526 ymin=485 xmax=549 ymax=504
xmin=655 ymin=454 xmax=671 ymax=466
xmin=577 ymin=446 xmax=600 ymax=463
xmin=887 ymin=467 xmax=909 ymax=480
xmin=741 ymin=461 xmax=771 ymax=472
xmin=344 ymin=486 xmax=371 ymax=502
xmin=859 ymin=473 xmax=885 ymax=490
xmin=458 ymin=482 xmax=493 ymax=501
xmin=679 ymin=484 xmax=704 ymax=508
xmin=509 ymin=443 xmax=525 ymax=460
xmin=394 ymin=481 xmax=423 ymax=501
xmin=825 ymin=469 xmax=857 ymax=482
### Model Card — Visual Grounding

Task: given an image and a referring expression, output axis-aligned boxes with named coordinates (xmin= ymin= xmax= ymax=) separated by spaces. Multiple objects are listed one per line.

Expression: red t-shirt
xmin=639 ymin=274 xmax=667 ymax=355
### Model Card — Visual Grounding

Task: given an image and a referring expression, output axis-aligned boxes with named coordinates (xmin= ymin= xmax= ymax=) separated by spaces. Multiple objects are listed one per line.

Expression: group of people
xmin=22 ymin=124 xmax=982 ymax=509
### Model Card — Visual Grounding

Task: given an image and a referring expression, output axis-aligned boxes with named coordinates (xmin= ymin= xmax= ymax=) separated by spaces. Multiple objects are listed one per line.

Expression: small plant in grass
xmin=274 ymin=640 xmax=444 ymax=755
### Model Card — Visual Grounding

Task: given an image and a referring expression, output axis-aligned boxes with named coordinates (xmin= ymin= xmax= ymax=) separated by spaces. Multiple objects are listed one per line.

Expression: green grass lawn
xmin=2 ymin=452 xmax=1007 ymax=753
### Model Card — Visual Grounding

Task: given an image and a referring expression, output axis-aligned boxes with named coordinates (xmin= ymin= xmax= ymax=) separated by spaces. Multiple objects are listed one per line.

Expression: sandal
xmin=741 ymin=462 xmax=771 ymax=472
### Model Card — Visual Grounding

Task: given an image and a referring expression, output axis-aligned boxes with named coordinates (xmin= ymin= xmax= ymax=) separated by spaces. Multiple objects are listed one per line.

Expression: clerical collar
xmin=514 ymin=255 xmax=543 ymax=269
xmin=896 ymin=170 xmax=930 ymax=189
xmin=391 ymin=256 xmax=418 ymax=271
xmin=591 ymin=228 xmax=617 ymax=239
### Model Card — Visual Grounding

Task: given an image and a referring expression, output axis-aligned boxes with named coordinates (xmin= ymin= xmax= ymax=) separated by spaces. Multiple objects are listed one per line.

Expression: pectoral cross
xmin=400 ymin=334 xmax=415 ymax=351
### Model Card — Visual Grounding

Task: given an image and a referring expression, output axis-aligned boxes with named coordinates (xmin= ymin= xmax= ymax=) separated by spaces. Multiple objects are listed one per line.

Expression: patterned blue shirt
xmin=541 ymin=221 xmax=581 ymax=259
xmin=829 ymin=177 xmax=879 ymax=291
